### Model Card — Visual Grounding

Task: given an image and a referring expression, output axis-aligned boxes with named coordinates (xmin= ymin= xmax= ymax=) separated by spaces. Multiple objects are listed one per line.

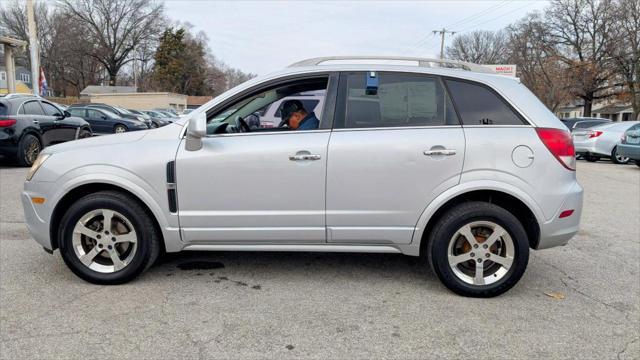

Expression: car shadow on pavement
xmin=153 ymin=250 xmax=441 ymax=288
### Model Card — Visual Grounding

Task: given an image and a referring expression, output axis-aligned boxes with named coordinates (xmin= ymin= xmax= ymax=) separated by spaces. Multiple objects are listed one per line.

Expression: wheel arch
xmin=49 ymin=182 xmax=166 ymax=254
xmin=413 ymin=187 xmax=542 ymax=256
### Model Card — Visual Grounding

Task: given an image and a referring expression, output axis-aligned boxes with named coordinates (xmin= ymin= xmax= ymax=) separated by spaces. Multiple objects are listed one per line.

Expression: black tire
xmin=58 ymin=191 xmax=160 ymax=284
xmin=426 ymin=202 xmax=530 ymax=297
xmin=16 ymin=133 xmax=41 ymax=167
xmin=78 ymin=128 xmax=92 ymax=138
xmin=611 ymin=146 xmax=629 ymax=164
xmin=114 ymin=124 xmax=127 ymax=133
xmin=584 ymin=153 xmax=599 ymax=162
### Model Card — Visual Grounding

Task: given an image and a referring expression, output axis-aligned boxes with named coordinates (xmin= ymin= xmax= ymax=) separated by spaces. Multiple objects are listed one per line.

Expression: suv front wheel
xmin=427 ymin=202 xmax=529 ymax=297
xmin=58 ymin=191 xmax=160 ymax=284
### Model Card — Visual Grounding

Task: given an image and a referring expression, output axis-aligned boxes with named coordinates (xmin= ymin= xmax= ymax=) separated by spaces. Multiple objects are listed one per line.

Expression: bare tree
xmin=60 ymin=0 xmax=166 ymax=86
xmin=545 ymin=0 xmax=616 ymax=117
xmin=445 ymin=30 xmax=509 ymax=64
xmin=605 ymin=0 xmax=640 ymax=119
xmin=507 ymin=13 xmax=573 ymax=112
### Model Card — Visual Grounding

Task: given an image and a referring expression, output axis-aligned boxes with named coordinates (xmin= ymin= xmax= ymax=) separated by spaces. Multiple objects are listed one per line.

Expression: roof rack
xmin=3 ymin=93 xmax=40 ymax=99
xmin=288 ymin=56 xmax=495 ymax=74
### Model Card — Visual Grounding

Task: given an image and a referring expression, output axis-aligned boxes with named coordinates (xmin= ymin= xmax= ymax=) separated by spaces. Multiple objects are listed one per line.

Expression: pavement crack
xmin=617 ymin=337 xmax=639 ymax=360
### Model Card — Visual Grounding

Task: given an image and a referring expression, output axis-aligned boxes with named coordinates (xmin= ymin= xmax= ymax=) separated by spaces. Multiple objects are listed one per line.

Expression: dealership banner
xmin=482 ymin=64 xmax=517 ymax=77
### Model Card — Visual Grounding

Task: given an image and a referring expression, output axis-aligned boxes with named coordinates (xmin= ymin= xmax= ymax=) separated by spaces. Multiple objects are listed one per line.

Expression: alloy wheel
xmin=72 ymin=209 xmax=138 ymax=273
xmin=25 ymin=137 xmax=41 ymax=165
xmin=447 ymin=221 xmax=515 ymax=286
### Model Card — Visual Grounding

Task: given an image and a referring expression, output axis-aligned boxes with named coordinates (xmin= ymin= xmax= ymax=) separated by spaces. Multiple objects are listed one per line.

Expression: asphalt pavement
xmin=1 ymin=159 xmax=639 ymax=359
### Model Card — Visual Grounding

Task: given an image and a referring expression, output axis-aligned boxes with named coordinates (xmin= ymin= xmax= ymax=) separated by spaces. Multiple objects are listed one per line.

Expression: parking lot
xmin=0 ymin=160 xmax=638 ymax=359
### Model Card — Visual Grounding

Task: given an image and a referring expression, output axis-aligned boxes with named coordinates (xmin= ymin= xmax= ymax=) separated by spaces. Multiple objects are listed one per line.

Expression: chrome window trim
xmin=332 ymin=125 xmax=462 ymax=132
xmin=204 ymin=129 xmax=331 ymax=139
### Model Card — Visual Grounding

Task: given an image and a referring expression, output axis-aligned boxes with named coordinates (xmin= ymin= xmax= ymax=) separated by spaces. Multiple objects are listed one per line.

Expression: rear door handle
xmin=289 ymin=154 xmax=321 ymax=161
xmin=424 ymin=149 xmax=456 ymax=156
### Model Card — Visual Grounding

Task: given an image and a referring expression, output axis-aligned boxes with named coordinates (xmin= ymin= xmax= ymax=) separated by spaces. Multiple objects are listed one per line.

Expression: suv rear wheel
xmin=16 ymin=133 xmax=41 ymax=167
xmin=58 ymin=191 xmax=160 ymax=284
xmin=427 ymin=202 xmax=529 ymax=297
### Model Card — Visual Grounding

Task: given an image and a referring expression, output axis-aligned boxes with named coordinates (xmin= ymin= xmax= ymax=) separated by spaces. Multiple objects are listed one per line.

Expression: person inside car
xmin=280 ymin=100 xmax=319 ymax=130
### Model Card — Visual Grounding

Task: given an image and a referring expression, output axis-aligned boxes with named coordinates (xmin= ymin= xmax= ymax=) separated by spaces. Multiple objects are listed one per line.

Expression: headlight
xmin=26 ymin=153 xmax=51 ymax=181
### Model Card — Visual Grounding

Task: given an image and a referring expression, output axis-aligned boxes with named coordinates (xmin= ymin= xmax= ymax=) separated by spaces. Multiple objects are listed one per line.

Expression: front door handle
xmin=289 ymin=154 xmax=321 ymax=161
xmin=424 ymin=149 xmax=456 ymax=156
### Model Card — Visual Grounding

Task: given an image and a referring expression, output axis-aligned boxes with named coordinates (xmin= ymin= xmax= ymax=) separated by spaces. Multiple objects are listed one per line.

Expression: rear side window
xmin=340 ymin=72 xmax=459 ymax=128
xmin=87 ymin=110 xmax=103 ymax=119
xmin=445 ymin=79 xmax=526 ymax=126
xmin=0 ymin=103 xmax=7 ymax=116
xmin=574 ymin=120 xmax=607 ymax=129
xmin=20 ymin=101 xmax=45 ymax=115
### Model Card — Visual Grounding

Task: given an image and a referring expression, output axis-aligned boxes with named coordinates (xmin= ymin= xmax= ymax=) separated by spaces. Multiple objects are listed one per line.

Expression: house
xmin=0 ymin=65 xmax=32 ymax=95
xmin=592 ymin=104 xmax=635 ymax=122
xmin=79 ymin=85 xmax=188 ymax=111
xmin=187 ymin=95 xmax=213 ymax=110
xmin=80 ymin=85 xmax=137 ymax=98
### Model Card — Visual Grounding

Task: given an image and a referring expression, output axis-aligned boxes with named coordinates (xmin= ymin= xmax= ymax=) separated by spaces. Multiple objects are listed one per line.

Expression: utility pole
xmin=26 ymin=0 xmax=39 ymax=96
xmin=432 ymin=28 xmax=456 ymax=59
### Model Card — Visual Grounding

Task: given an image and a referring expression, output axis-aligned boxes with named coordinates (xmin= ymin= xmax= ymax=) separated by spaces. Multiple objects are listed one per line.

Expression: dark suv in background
xmin=0 ymin=94 xmax=92 ymax=166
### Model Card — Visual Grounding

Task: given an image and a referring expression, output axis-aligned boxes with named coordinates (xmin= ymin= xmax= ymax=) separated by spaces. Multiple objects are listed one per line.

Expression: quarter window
xmin=445 ymin=79 xmax=525 ymax=126
xmin=341 ymin=72 xmax=458 ymax=128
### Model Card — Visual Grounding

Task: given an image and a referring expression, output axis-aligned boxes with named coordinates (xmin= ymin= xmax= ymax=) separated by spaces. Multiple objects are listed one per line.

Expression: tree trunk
xmin=108 ymin=72 xmax=117 ymax=86
xmin=629 ymin=81 xmax=640 ymax=120
xmin=582 ymin=96 xmax=593 ymax=118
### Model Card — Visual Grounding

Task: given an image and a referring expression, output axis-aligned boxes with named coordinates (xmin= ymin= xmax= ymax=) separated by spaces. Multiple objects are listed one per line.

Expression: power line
xmin=402 ymin=0 xmax=514 ymax=55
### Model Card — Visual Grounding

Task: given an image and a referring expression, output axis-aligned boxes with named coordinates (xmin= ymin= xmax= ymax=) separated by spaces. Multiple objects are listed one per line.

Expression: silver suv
xmin=22 ymin=56 xmax=583 ymax=297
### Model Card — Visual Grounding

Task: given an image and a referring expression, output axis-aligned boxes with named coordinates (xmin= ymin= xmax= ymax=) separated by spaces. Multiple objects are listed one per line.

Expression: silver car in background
xmin=573 ymin=121 xmax=640 ymax=164
xmin=22 ymin=56 xmax=583 ymax=297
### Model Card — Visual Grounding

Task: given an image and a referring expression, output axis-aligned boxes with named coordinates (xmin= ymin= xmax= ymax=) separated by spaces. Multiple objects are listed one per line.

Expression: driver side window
xmin=206 ymin=76 xmax=331 ymax=135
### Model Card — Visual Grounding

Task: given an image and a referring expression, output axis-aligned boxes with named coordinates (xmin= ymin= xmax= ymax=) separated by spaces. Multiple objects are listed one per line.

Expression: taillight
xmin=536 ymin=127 xmax=576 ymax=171
xmin=0 ymin=119 xmax=17 ymax=127
xmin=587 ymin=130 xmax=603 ymax=139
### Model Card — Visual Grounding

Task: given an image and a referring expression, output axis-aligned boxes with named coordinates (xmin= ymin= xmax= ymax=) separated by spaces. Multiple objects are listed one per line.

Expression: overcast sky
xmin=164 ymin=0 xmax=550 ymax=75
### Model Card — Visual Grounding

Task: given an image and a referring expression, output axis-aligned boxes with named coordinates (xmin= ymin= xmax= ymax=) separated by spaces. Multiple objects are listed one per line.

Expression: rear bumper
xmin=617 ymin=144 xmax=640 ymax=161
xmin=536 ymin=182 xmax=583 ymax=249
xmin=574 ymin=141 xmax=599 ymax=155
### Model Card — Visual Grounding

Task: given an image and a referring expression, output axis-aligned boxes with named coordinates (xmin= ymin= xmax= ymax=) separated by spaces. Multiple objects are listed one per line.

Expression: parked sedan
xmin=129 ymin=109 xmax=171 ymax=128
xmin=67 ymin=107 xmax=149 ymax=134
xmin=143 ymin=110 xmax=179 ymax=122
xmin=573 ymin=121 xmax=640 ymax=164
xmin=617 ymin=123 xmax=640 ymax=167
xmin=69 ymin=103 xmax=153 ymax=129
xmin=0 ymin=94 xmax=92 ymax=166
xmin=561 ymin=117 xmax=611 ymax=132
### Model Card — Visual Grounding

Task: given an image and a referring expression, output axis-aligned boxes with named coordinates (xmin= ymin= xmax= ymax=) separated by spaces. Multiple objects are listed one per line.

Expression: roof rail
xmin=3 ymin=93 xmax=40 ymax=99
xmin=288 ymin=56 xmax=495 ymax=74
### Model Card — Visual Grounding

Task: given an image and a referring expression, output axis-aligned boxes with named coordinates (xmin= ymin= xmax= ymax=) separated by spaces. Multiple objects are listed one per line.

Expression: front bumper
xmin=22 ymin=181 xmax=55 ymax=250
xmin=536 ymin=181 xmax=584 ymax=249
xmin=617 ymin=143 xmax=640 ymax=161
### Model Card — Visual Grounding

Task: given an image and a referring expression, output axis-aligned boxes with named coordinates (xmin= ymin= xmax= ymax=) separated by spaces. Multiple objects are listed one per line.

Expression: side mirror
xmin=185 ymin=112 xmax=207 ymax=151
xmin=63 ymin=110 xmax=71 ymax=118
xmin=101 ymin=115 xmax=108 ymax=120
